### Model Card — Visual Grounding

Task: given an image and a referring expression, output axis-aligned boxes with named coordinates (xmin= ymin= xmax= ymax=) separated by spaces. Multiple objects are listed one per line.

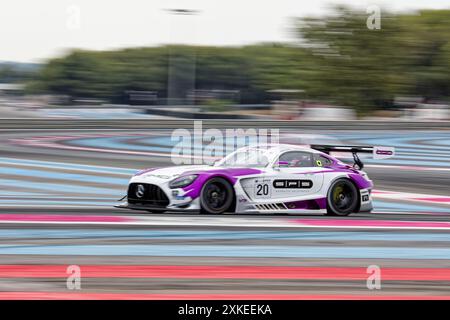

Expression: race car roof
xmin=239 ymin=143 xmax=321 ymax=153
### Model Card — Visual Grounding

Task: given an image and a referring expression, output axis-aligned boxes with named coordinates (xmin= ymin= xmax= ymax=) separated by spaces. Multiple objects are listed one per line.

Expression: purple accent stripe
xmin=284 ymin=198 xmax=327 ymax=210
xmin=348 ymin=173 xmax=373 ymax=189
xmin=183 ymin=168 xmax=263 ymax=199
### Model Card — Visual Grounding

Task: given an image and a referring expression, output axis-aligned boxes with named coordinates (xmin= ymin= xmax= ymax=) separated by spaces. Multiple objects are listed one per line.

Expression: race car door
xmin=268 ymin=151 xmax=324 ymax=200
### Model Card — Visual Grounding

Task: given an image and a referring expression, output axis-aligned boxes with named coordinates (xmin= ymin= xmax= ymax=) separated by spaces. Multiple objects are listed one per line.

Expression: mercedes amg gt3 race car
xmin=116 ymin=144 xmax=394 ymax=216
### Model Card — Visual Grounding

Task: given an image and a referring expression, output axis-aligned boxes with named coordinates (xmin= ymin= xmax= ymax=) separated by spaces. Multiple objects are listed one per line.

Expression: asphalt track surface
xmin=0 ymin=120 xmax=449 ymax=299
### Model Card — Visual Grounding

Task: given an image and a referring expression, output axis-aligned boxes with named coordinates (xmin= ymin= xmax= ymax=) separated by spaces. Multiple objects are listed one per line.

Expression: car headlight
xmin=169 ymin=175 xmax=198 ymax=189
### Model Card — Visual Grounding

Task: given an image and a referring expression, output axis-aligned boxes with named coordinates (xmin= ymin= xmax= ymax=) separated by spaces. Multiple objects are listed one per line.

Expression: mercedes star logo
xmin=136 ymin=184 xmax=145 ymax=198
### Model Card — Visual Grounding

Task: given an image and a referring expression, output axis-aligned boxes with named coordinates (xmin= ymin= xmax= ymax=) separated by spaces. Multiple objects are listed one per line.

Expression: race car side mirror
xmin=212 ymin=158 xmax=221 ymax=166
xmin=273 ymin=160 xmax=288 ymax=170
xmin=277 ymin=161 xmax=289 ymax=167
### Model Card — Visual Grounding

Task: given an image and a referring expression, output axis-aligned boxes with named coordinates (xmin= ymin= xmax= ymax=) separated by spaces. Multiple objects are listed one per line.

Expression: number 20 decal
xmin=256 ymin=184 xmax=269 ymax=196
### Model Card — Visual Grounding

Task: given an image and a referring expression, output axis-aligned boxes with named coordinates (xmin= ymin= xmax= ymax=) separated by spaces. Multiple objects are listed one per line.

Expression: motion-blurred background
xmin=1 ymin=0 xmax=449 ymax=120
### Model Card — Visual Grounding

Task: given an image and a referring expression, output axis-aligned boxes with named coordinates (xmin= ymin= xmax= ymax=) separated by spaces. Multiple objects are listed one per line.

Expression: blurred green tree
xmin=295 ymin=6 xmax=450 ymax=114
xmin=27 ymin=7 xmax=450 ymax=113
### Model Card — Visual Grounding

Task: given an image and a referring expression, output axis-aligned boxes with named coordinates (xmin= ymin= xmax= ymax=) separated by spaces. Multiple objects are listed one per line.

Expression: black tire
xmin=326 ymin=178 xmax=359 ymax=216
xmin=200 ymin=177 xmax=234 ymax=214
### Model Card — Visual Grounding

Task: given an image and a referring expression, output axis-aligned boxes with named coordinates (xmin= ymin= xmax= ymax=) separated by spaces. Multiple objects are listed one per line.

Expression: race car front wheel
xmin=326 ymin=178 xmax=358 ymax=216
xmin=200 ymin=177 xmax=234 ymax=214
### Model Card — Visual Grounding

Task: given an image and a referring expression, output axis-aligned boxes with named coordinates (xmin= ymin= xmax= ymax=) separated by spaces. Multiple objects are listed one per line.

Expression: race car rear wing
xmin=310 ymin=145 xmax=395 ymax=169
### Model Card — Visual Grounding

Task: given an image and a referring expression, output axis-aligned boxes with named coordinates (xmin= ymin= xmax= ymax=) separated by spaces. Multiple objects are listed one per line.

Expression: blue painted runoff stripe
xmin=67 ymin=133 xmax=450 ymax=167
xmin=0 ymin=229 xmax=449 ymax=242
xmin=373 ymin=200 xmax=450 ymax=213
xmin=0 ymin=157 xmax=136 ymax=175
xmin=0 ymin=178 xmax=120 ymax=196
xmin=0 ymin=244 xmax=449 ymax=259
xmin=0 ymin=200 xmax=114 ymax=206
xmin=0 ymin=167 xmax=128 ymax=186
xmin=0 ymin=195 xmax=118 ymax=200
xmin=71 ymin=136 xmax=174 ymax=153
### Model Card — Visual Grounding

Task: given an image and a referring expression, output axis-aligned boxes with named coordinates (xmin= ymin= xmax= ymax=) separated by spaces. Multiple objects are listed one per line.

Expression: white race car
xmin=116 ymin=144 xmax=394 ymax=216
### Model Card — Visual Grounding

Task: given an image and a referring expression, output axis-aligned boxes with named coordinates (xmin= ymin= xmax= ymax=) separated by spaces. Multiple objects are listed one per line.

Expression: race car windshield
xmin=216 ymin=150 xmax=270 ymax=167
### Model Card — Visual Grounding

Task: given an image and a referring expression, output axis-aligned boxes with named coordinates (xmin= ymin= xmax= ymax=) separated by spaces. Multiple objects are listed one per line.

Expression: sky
xmin=0 ymin=0 xmax=449 ymax=62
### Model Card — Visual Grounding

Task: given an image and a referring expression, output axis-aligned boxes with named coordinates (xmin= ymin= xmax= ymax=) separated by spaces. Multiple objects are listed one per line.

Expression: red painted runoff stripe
xmin=0 ymin=292 xmax=449 ymax=300
xmin=292 ymin=218 xmax=450 ymax=229
xmin=0 ymin=265 xmax=450 ymax=281
xmin=0 ymin=214 xmax=131 ymax=223
xmin=413 ymin=197 xmax=450 ymax=203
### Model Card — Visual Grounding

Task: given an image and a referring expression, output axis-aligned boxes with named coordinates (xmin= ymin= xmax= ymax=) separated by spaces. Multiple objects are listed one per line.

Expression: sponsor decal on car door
xmin=270 ymin=167 xmax=324 ymax=200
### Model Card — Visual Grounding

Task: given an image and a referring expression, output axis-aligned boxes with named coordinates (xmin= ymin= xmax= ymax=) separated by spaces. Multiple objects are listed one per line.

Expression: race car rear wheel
xmin=326 ymin=178 xmax=358 ymax=216
xmin=200 ymin=177 xmax=234 ymax=214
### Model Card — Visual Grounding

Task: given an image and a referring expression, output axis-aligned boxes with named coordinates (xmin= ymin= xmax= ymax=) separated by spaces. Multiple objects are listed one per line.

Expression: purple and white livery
xmin=116 ymin=144 xmax=394 ymax=216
